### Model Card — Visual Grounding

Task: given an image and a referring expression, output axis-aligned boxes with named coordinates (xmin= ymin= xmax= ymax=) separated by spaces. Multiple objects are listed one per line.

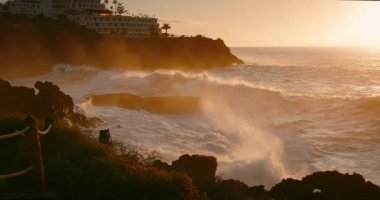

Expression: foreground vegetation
xmin=0 ymin=119 xmax=201 ymax=199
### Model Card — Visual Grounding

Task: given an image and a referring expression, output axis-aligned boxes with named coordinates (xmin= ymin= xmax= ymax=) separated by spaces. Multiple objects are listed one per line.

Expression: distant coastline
xmin=0 ymin=14 xmax=243 ymax=78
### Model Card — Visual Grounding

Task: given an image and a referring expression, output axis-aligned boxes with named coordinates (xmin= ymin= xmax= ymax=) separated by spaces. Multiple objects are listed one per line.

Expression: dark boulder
xmin=171 ymin=154 xmax=217 ymax=192
xmin=151 ymin=154 xmax=217 ymax=192
xmin=34 ymin=81 xmax=75 ymax=119
xmin=208 ymin=179 xmax=252 ymax=200
xmin=172 ymin=154 xmax=217 ymax=178
xmin=270 ymin=171 xmax=380 ymax=200
xmin=0 ymin=79 xmax=86 ymax=125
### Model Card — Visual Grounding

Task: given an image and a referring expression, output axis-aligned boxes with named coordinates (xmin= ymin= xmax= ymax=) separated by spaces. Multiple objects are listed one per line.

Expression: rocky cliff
xmin=0 ymin=14 xmax=243 ymax=78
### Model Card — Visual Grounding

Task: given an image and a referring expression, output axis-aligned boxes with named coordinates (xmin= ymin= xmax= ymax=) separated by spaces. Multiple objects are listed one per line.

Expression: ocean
xmin=12 ymin=47 xmax=380 ymax=188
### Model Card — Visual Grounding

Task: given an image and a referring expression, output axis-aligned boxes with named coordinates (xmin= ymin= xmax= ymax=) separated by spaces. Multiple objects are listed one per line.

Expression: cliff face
xmin=0 ymin=15 xmax=243 ymax=78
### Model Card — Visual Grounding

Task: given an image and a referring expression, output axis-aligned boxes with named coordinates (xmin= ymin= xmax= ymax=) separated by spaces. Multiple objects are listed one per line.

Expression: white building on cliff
xmin=0 ymin=0 xmax=160 ymax=38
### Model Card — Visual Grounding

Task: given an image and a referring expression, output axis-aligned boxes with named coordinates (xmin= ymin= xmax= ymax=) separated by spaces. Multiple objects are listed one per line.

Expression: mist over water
xmin=11 ymin=47 xmax=380 ymax=187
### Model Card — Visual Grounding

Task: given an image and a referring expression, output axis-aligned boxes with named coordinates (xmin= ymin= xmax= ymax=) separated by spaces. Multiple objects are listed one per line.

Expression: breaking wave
xmin=11 ymin=63 xmax=380 ymax=187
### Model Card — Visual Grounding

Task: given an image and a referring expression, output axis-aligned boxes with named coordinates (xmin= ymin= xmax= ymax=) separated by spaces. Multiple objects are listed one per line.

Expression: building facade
xmin=0 ymin=0 xmax=161 ymax=38
xmin=69 ymin=14 xmax=159 ymax=38
xmin=1 ymin=0 xmax=43 ymax=16
xmin=52 ymin=0 xmax=107 ymax=14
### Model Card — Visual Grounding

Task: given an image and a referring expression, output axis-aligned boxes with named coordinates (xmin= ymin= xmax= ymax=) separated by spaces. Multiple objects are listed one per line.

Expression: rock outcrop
xmin=172 ymin=154 xmax=217 ymax=191
xmin=152 ymin=154 xmax=217 ymax=192
xmin=0 ymin=79 xmax=86 ymax=125
xmin=153 ymin=154 xmax=380 ymax=200
xmin=270 ymin=171 xmax=380 ymax=200
xmin=0 ymin=15 xmax=244 ymax=78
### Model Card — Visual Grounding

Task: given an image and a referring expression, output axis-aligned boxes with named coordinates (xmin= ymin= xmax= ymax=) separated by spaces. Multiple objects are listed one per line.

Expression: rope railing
xmin=0 ymin=126 xmax=29 ymax=140
xmin=38 ymin=125 xmax=53 ymax=135
xmin=0 ymin=165 xmax=34 ymax=180
xmin=0 ymin=116 xmax=54 ymax=193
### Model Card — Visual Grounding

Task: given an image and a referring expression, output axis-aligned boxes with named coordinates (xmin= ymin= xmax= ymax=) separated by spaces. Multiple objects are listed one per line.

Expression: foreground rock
xmin=270 ymin=171 xmax=380 ymax=200
xmin=0 ymin=79 xmax=87 ymax=125
xmin=91 ymin=93 xmax=201 ymax=114
xmin=153 ymin=154 xmax=217 ymax=192
xmin=153 ymin=154 xmax=380 ymax=200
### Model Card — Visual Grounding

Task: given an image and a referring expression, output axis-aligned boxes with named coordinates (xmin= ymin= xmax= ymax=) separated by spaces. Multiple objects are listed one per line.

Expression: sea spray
xmin=200 ymin=87 xmax=313 ymax=186
xmin=9 ymin=50 xmax=380 ymax=187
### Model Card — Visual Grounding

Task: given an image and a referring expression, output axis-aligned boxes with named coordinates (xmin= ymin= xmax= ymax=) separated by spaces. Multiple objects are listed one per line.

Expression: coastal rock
xmin=151 ymin=154 xmax=217 ymax=192
xmin=151 ymin=155 xmax=380 ymax=200
xmin=171 ymin=154 xmax=217 ymax=191
xmin=34 ymin=81 xmax=75 ymax=119
xmin=0 ymin=15 xmax=244 ymax=78
xmin=270 ymin=171 xmax=380 ymax=200
xmin=0 ymin=79 xmax=86 ymax=125
xmin=171 ymin=154 xmax=217 ymax=180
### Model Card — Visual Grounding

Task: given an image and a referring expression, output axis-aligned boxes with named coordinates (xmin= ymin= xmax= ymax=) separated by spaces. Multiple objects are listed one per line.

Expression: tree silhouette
xmin=161 ymin=23 xmax=171 ymax=37
xmin=116 ymin=3 xmax=126 ymax=15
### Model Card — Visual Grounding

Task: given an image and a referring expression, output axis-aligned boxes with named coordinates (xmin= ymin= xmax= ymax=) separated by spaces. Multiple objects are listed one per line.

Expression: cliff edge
xmin=0 ymin=14 xmax=243 ymax=78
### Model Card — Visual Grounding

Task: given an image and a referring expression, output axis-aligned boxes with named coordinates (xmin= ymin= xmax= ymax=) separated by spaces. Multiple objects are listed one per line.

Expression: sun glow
xmin=355 ymin=5 xmax=380 ymax=47
xmin=341 ymin=3 xmax=380 ymax=47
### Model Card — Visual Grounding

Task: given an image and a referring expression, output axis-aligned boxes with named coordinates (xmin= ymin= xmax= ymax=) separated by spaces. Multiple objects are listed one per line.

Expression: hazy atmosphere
xmin=1 ymin=0 xmax=380 ymax=199
xmin=2 ymin=0 xmax=378 ymax=46
xmin=99 ymin=0 xmax=380 ymax=46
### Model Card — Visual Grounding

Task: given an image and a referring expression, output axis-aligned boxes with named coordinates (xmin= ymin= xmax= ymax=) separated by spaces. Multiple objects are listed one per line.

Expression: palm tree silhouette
xmin=113 ymin=0 xmax=117 ymax=15
xmin=161 ymin=23 xmax=171 ymax=37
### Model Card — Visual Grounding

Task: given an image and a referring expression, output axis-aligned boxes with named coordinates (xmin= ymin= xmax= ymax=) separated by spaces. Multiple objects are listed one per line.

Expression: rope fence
xmin=38 ymin=124 xmax=53 ymax=135
xmin=0 ymin=126 xmax=29 ymax=140
xmin=0 ymin=116 xmax=54 ymax=194
xmin=0 ymin=165 xmax=34 ymax=179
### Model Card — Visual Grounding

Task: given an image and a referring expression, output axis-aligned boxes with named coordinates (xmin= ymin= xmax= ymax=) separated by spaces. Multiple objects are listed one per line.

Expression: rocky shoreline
xmin=153 ymin=154 xmax=380 ymax=200
xmin=0 ymin=14 xmax=243 ymax=78
xmin=1 ymin=79 xmax=380 ymax=199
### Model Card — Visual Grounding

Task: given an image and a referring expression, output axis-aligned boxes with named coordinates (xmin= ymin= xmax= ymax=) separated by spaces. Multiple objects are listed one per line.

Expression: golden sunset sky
xmin=123 ymin=0 xmax=380 ymax=47
xmin=2 ymin=0 xmax=380 ymax=47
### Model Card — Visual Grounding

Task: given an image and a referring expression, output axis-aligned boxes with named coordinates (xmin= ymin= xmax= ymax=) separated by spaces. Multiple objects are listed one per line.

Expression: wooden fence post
xmin=24 ymin=115 xmax=46 ymax=194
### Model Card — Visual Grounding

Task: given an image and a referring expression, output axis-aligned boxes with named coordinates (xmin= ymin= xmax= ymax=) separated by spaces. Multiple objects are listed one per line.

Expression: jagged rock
xmin=270 ymin=171 xmax=380 ymax=200
xmin=151 ymin=155 xmax=380 ymax=200
xmin=34 ymin=81 xmax=75 ymax=119
xmin=171 ymin=154 xmax=217 ymax=192
xmin=151 ymin=154 xmax=217 ymax=192
xmin=172 ymin=154 xmax=217 ymax=178
xmin=0 ymin=79 xmax=87 ymax=125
